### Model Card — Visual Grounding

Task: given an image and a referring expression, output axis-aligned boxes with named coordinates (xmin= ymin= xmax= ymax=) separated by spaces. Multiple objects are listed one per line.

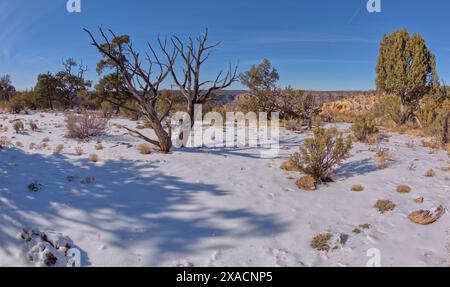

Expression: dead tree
xmin=161 ymin=28 xmax=238 ymax=127
xmin=85 ymin=28 xmax=177 ymax=153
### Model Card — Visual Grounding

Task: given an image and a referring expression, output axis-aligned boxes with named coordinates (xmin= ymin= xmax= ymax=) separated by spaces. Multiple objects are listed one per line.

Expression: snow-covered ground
xmin=0 ymin=112 xmax=449 ymax=267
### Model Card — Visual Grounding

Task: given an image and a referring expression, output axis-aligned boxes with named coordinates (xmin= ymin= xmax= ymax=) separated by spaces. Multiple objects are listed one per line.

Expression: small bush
xmin=28 ymin=121 xmax=38 ymax=132
xmin=13 ymin=121 xmax=24 ymax=134
xmin=396 ymin=185 xmax=411 ymax=193
xmin=351 ymin=114 xmax=378 ymax=142
xmin=138 ymin=143 xmax=152 ymax=155
xmin=89 ymin=154 xmax=99 ymax=163
xmin=374 ymin=200 xmax=396 ymax=214
xmin=296 ymin=175 xmax=317 ymax=191
xmin=42 ymin=137 xmax=50 ymax=143
xmin=351 ymin=184 xmax=365 ymax=192
xmin=290 ymin=126 xmax=352 ymax=182
xmin=15 ymin=141 xmax=23 ymax=148
xmin=66 ymin=112 xmax=109 ymax=140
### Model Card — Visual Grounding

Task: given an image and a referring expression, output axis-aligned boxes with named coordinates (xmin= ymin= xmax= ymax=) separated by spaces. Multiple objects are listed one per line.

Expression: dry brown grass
xmin=351 ymin=184 xmax=365 ymax=192
xmin=375 ymin=149 xmax=392 ymax=170
xmin=66 ymin=112 xmax=109 ymax=140
xmin=74 ymin=147 xmax=84 ymax=156
xmin=13 ymin=121 xmax=24 ymax=134
xmin=88 ymin=154 xmax=99 ymax=163
xmin=353 ymin=224 xmax=371 ymax=234
xmin=280 ymin=157 xmax=300 ymax=172
xmin=396 ymin=185 xmax=412 ymax=194
xmin=54 ymin=144 xmax=64 ymax=153
xmin=95 ymin=143 xmax=104 ymax=150
xmin=310 ymin=233 xmax=332 ymax=252
xmin=283 ymin=119 xmax=304 ymax=131
xmin=0 ymin=136 xmax=11 ymax=149
xmin=15 ymin=141 xmax=23 ymax=148
xmin=42 ymin=137 xmax=50 ymax=143
xmin=296 ymin=175 xmax=317 ymax=191
xmin=138 ymin=143 xmax=152 ymax=155
xmin=414 ymin=197 xmax=424 ymax=204
xmin=424 ymin=169 xmax=436 ymax=177
xmin=374 ymin=200 xmax=396 ymax=214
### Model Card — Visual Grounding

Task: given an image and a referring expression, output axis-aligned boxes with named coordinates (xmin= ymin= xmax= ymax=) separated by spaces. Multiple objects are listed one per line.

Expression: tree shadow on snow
xmin=0 ymin=147 xmax=288 ymax=266
xmin=334 ymin=158 xmax=378 ymax=179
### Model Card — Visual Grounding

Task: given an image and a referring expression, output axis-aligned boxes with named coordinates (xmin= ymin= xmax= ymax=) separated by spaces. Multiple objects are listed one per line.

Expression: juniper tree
xmin=240 ymin=59 xmax=280 ymax=115
xmin=376 ymin=29 xmax=439 ymax=125
xmin=35 ymin=72 xmax=60 ymax=110
xmin=0 ymin=75 xmax=15 ymax=102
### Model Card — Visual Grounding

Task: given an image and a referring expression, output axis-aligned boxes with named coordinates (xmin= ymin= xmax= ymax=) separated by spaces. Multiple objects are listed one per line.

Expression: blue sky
xmin=1 ymin=0 xmax=450 ymax=91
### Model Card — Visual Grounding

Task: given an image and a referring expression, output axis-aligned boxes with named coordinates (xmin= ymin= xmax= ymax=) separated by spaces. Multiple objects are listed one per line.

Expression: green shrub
xmin=418 ymin=95 xmax=450 ymax=143
xmin=351 ymin=114 xmax=378 ymax=142
xmin=372 ymin=95 xmax=402 ymax=126
xmin=290 ymin=126 xmax=352 ymax=183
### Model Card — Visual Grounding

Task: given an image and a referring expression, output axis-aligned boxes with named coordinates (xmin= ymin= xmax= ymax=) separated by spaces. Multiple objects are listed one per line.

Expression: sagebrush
xmin=66 ymin=112 xmax=109 ymax=140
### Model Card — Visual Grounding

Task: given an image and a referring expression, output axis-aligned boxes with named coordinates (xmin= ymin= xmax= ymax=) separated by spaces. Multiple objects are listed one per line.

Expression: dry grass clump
xmin=0 ymin=136 xmax=12 ymax=149
xmin=95 ymin=143 xmax=104 ymax=150
xmin=296 ymin=175 xmax=317 ymax=191
xmin=29 ymin=143 xmax=37 ymax=150
xmin=414 ymin=197 xmax=424 ymax=204
xmin=54 ymin=144 xmax=64 ymax=153
xmin=310 ymin=233 xmax=333 ymax=252
xmin=138 ymin=143 xmax=152 ymax=155
xmin=375 ymin=149 xmax=392 ymax=169
xmin=421 ymin=139 xmax=441 ymax=150
xmin=284 ymin=119 xmax=303 ymax=131
xmin=374 ymin=200 xmax=396 ymax=214
xmin=42 ymin=137 xmax=50 ymax=143
xmin=424 ymin=169 xmax=436 ymax=177
xmin=352 ymin=224 xmax=371 ymax=234
xmin=351 ymin=184 xmax=365 ymax=192
xmin=74 ymin=147 xmax=84 ymax=156
xmin=280 ymin=157 xmax=301 ymax=172
xmin=88 ymin=154 xmax=99 ymax=163
xmin=396 ymin=185 xmax=411 ymax=193
xmin=66 ymin=112 xmax=109 ymax=140
xmin=15 ymin=141 xmax=23 ymax=148
xmin=28 ymin=121 xmax=38 ymax=132
xmin=13 ymin=121 xmax=24 ymax=134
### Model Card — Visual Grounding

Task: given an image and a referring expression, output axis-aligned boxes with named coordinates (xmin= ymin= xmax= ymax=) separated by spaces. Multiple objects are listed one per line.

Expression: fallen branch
xmin=124 ymin=126 xmax=161 ymax=148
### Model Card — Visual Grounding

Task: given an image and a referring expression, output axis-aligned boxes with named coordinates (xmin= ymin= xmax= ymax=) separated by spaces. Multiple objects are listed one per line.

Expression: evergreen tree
xmin=376 ymin=29 xmax=438 ymax=124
